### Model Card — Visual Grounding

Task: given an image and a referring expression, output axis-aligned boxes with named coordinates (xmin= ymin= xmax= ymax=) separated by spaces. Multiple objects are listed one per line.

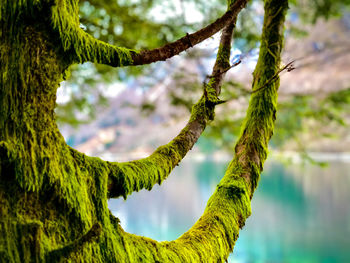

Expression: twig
xmin=205 ymin=48 xmax=253 ymax=81
xmin=251 ymin=60 xmax=295 ymax=93
xmin=186 ymin=33 xmax=193 ymax=48
xmin=206 ymin=60 xmax=242 ymax=79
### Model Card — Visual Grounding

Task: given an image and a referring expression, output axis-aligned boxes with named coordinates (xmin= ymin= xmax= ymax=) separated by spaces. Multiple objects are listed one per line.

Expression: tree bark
xmin=0 ymin=0 xmax=288 ymax=262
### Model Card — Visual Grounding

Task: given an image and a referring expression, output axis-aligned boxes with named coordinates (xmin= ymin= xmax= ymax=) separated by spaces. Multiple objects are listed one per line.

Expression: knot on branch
xmin=185 ymin=33 xmax=193 ymax=48
xmin=202 ymin=85 xmax=227 ymax=120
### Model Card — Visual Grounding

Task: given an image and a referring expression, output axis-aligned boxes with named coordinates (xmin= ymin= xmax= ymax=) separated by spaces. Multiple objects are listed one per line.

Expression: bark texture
xmin=0 ymin=0 xmax=288 ymax=262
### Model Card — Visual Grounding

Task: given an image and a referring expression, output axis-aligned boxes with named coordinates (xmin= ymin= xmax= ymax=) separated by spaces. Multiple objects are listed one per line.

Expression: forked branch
xmin=107 ymin=19 xmax=238 ymax=199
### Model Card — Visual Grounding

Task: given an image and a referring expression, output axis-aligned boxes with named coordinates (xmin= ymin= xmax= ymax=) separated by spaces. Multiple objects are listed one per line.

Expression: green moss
xmin=0 ymin=20 xmax=115 ymax=262
xmin=50 ymin=0 xmax=136 ymax=66
xmin=0 ymin=0 xmax=136 ymax=67
xmin=217 ymin=44 xmax=231 ymax=69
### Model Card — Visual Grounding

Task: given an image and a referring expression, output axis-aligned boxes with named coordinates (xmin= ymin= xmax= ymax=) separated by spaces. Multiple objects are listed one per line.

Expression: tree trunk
xmin=0 ymin=15 xmax=100 ymax=262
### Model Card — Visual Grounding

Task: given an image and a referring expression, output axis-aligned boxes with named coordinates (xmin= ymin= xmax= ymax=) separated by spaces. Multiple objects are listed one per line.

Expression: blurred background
xmin=57 ymin=0 xmax=350 ymax=262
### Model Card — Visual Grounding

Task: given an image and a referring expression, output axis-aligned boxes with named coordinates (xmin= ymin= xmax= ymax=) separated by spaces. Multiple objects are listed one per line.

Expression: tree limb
xmin=107 ymin=19 xmax=238 ymax=199
xmin=68 ymin=0 xmax=249 ymax=67
xmin=130 ymin=0 xmax=248 ymax=66
xmin=173 ymin=0 xmax=287 ymax=258
xmin=169 ymin=0 xmax=289 ymax=259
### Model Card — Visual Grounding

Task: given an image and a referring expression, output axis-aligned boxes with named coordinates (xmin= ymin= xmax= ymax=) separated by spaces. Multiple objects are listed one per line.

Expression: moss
xmin=50 ymin=0 xmax=136 ymax=66
xmin=188 ymin=96 xmax=209 ymax=123
xmin=216 ymin=44 xmax=231 ymax=69
xmin=0 ymin=19 xmax=113 ymax=262
xmin=0 ymin=0 xmax=136 ymax=67
xmin=108 ymin=135 xmax=190 ymax=199
xmin=228 ymin=0 xmax=288 ymax=195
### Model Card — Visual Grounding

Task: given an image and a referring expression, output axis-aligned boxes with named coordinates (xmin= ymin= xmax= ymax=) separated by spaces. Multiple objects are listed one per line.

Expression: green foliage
xmin=140 ymin=101 xmax=156 ymax=115
xmin=275 ymin=88 xmax=350 ymax=148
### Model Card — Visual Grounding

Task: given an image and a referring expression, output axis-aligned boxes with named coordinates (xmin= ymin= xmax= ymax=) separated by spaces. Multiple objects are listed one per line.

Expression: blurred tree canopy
xmin=59 ymin=0 xmax=350 ymax=153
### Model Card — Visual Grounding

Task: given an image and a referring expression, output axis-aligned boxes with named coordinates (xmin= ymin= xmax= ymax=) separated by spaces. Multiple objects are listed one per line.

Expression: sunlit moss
xmin=0 ymin=0 xmax=135 ymax=67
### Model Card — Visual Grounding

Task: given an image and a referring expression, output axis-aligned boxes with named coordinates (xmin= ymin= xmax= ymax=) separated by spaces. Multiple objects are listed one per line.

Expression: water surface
xmin=109 ymin=159 xmax=350 ymax=263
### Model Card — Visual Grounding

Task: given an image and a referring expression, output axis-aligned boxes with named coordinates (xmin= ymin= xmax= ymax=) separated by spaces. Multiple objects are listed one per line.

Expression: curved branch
xmin=130 ymin=0 xmax=248 ymax=66
xmin=182 ymin=0 xmax=288 ymax=258
xmin=113 ymin=0 xmax=289 ymax=262
xmin=232 ymin=1 xmax=288 ymax=195
xmin=107 ymin=20 xmax=238 ymax=199
xmin=66 ymin=0 xmax=249 ymax=67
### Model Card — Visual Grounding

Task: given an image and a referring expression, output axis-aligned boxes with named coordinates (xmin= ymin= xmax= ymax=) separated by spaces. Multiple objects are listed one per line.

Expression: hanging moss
xmin=49 ymin=0 xmax=136 ymax=66
xmin=0 ymin=0 xmax=135 ymax=68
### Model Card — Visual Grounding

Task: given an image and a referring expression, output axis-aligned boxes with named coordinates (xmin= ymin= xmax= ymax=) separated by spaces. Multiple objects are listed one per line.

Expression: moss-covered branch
xmin=107 ymin=20 xmax=238 ymax=199
xmin=231 ymin=0 xmax=288 ymax=195
xmin=155 ymin=0 xmax=288 ymax=260
xmin=106 ymin=0 xmax=289 ymax=202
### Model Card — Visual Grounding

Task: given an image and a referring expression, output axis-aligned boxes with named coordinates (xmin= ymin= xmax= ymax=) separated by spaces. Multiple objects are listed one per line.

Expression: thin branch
xmin=206 ymin=60 xmax=242 ymax=80
xmin=107 ymin=21 xmax=238 ymax=199
xmin=130 ymin=0 xmax=247 ymax=66
xmin=251 ymin=60 xmax=295 ymax=93
xmin=76 ymin=0 xmax=249 ymax=67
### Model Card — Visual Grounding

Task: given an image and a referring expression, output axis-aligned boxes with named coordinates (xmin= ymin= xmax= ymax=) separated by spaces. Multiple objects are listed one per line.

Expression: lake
xmin=108 ymin=158 xmax=350 ymax=262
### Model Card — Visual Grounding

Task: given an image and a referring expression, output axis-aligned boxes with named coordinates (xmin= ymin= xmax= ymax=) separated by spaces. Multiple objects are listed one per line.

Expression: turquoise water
xmin=108 ymin=159 xmax=350 ymax=262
